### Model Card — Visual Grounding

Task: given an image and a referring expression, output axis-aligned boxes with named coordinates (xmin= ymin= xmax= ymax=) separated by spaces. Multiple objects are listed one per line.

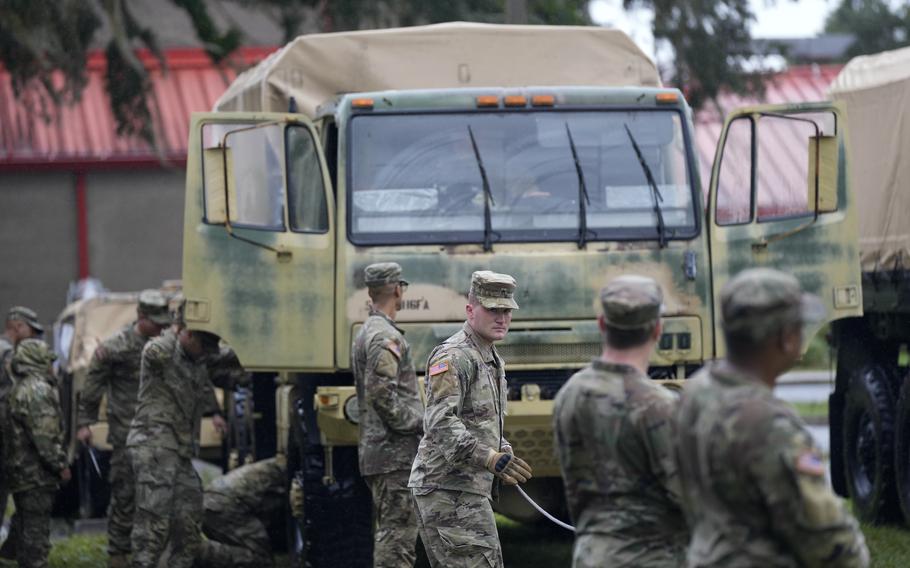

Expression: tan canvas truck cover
xmin=214 ymin=21 xmax=661 ymax=115
xmin=829 ymin=45 xmax=910 ymax=272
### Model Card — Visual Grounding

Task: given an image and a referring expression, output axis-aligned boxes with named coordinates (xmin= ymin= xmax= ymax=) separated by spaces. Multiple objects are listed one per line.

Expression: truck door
xmin=707 ymin=103 xmax=862 ymax=358
xmin=182 ymin=113 xmax=335 ymax=371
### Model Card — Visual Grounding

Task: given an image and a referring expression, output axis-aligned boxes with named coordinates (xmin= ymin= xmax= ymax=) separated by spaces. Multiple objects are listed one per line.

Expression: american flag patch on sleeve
xmin=429 ymin=361 xmax=449 ymax=376
xmin=795 ymin=451 xmax=825 ymax=477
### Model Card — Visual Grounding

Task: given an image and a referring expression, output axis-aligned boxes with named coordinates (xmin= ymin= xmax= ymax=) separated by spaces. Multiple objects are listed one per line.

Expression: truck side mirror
xmin=808 ymin=135 xmax=838 ymax=213
xmin=203 ymin=146 xmax=237 ymax=224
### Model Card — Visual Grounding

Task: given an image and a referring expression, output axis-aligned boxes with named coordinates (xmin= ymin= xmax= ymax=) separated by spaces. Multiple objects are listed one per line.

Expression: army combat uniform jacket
xmin=352 ymin=308 xmax=423 ymax=476
xmin=554 ymin=360 xmax=687 ymax=567
xmin=675 ymin=361 xmax=869 ymax=568
xmin=77 ymin=323 xmax=148 ymax=448
xmin=409 ymin=322 xmax=509 ymax=497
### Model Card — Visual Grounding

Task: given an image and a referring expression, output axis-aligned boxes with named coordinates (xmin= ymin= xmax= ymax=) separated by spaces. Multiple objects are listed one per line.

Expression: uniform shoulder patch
xmin=429 ymin=361 xmax=450 ymax=377
xmin=795 ymin=450 xmax=825 ymax=477
xmin=384 ymin=339 xmax=402 ymax=360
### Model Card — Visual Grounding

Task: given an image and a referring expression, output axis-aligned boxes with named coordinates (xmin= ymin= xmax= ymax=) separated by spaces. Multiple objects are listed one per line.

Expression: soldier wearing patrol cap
xmin=409 ymin=270 xmax=532 ymax=568
xmin=75 ymin=289 xmax=172 ymax=568
xmin=351 ymin=262 xmax=424 ymax=567
xmin=554 ymin=275 xmax=687 ymax=567
xmin=676 ymin=268 xmax=869 ymax=567
xmin=0 ymin=306 xmax=46 ymax=560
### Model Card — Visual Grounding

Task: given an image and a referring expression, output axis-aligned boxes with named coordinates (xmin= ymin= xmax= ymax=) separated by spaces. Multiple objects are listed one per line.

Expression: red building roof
xmin=0 ymin=47 xmax=275 ymax=170
xmin=694 ymin=64 xmax=844 ymax=191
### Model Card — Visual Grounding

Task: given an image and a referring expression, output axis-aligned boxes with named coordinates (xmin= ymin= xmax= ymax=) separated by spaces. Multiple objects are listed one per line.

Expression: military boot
xmin=108 ymin=553 xmax=129 ymax=568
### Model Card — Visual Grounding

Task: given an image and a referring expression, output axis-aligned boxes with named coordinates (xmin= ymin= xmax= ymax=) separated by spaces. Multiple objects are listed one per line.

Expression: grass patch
xmin=863 ymin=523 xmax=910 ymax=567
xmin=792 ymin=401 xmax=829 ymax=422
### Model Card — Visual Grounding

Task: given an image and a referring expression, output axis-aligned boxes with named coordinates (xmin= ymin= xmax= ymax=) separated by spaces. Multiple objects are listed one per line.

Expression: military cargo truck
xmin=184 ymin=22 xmax=860 ymax=565
xmin=827 ymin=46 xmax=910 ymax=526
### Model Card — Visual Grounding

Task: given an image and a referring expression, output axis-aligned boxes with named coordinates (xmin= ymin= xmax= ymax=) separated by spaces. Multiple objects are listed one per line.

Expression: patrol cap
xmin=599 ymin=275 xmax=662 ymax=329
xmin=138 ymin=289 xmax=171 ymax=326
xmin=7 ymin=306 xmax=43 ymax=333
xmin=721 ymin=268 xmax=826 ymax=341
xmin=471 ymin=271 xmax=519 ymax=310
xmin=363 ymin=262 xmax=408 ymax=288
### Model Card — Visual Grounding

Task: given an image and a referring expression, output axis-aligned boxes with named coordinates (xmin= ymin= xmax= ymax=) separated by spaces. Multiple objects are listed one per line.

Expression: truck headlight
xmin=343 ymin=395 xmax=360 ymax=424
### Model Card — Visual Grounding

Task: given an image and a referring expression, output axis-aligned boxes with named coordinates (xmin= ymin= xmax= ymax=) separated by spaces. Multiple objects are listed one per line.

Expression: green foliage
xmin=825 ymin=0 xmax=910 ymax=59
xmin=623 ymin=0 xmax=763 ymax=110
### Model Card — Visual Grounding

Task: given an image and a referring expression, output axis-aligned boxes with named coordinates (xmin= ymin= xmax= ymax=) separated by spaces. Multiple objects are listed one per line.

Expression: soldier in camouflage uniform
xmin=126 ymin=320 xmax=226 ymax=568
xmin=0 ymin=306 xmax=47 ymax=560
xmin=409 ymin=271 xmax=532 ymax=568
xmin=75 ymin=290 xmax=171 ymax=568
xmin=676 ymin=268 xmax=869 ymax=567
xmin=4 ymin=338 xmax=71 ymax=568
xmin=195 ymin=457 xmax=287 ymax=568
xmin=554 ymin=275 xmax=687 ymax=567
xmin=352 ymin=262 xmax=424 ymax=567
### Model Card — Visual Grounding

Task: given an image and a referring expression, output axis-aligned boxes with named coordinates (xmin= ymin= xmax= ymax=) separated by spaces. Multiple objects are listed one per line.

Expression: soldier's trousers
xmin=108 ymin=447 xmax=135 ymax=556
xmin=365 ymin=470 xmax=419 ymax=568
xmin=12 ymin=487 xmax=55 ymax=568
xmin=195 ymin=493 xmax=272 ymax=568
xmin=413 ymin=488 xmax=503 ymax=568
xmin=129 ymin=446 xmax=202 ymax=568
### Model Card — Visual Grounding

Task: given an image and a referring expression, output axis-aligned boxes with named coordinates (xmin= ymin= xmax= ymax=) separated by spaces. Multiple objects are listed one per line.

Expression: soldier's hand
xmin=76 ymin=426 xmax=92 ymax=445
xmin=212 ymin=414 xmax=228 ymax=436
xmin=60 ymin=467 xmax=72 ymax=483
xmin=485 ymin=449 xmax=532 ymax=485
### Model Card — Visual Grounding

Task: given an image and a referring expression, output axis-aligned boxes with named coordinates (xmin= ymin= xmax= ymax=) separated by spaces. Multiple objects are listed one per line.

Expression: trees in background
xmin=825 ymin=0 xmax=910 ymax=58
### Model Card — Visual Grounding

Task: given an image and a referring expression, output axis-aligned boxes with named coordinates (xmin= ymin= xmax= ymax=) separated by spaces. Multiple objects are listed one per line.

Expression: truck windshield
xmin=348 ymin=110 xmax=696 ymax=245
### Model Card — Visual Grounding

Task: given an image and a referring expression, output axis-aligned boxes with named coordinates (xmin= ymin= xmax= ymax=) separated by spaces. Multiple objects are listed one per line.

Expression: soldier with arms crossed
xmin=554 ymin=275 xmax=687 ymax=567
xmin=352 ymin=262 xmax=424 ymax=567
xmin=126 ymin=312 xmax=226 ymax=568
xmin=75 ymin=290 xmax=171 ymax=568
xmin=676 ymin=268 xmax=869 ymax=567
xmin=409 ymin=271 xmax=532 ymax=568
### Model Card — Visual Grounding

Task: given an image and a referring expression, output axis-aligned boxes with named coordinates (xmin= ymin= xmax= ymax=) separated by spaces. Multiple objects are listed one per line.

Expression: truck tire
xmin=287 ymin=395 xmax=372 ymax=567
xmin=894 ymin=374 xmax=910 ymax=526
xmin=842 ymin=363 xmax=901 ymax=523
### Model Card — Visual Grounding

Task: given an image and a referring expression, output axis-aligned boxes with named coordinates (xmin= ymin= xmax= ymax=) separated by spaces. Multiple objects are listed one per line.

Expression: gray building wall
xmin=0 ymin=168 xmax=186 ymax=333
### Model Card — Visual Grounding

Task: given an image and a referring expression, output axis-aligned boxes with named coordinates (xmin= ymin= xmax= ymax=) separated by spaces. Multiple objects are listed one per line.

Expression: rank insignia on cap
xmin=429 ymin=361 xmax=449 ymax=376
xmin=385 ymin=340 xmax=401 ymax=359
xmin=795 ymin=451 xmax=825 ymax=477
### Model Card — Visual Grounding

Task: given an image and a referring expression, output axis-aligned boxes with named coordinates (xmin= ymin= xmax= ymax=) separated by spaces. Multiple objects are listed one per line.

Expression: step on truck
xmin=182 ymin=22 xmax=861 ymax=565
xmin=828 ymin=45 xmax=910 ymax=526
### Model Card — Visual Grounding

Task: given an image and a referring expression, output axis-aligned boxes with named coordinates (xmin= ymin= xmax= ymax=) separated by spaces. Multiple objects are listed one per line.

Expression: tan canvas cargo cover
xmin=829 ymin=46 xmax=910 ymax=272
xmin=214 ymin=21 xmax=660 ymax=115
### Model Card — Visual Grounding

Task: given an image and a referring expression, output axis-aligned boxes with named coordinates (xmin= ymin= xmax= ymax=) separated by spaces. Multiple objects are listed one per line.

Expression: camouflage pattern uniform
xmin=409 ymin=271 xmax=520 ymax=568
xmin=554 ymin=276 xmax=686 ymax=567
xmin=196 ymin=457 xmax=287 ymax=568
xmin=676 ymin=269 xmax=869 ymax=568
xmin=76 ymin=289 xmax=171 ymax=560
xmin=4 ymin=339 xmax=66 ymax=568
xmin=0 ymin=334 xmax=13 ymax=543
xmin=352 ymin=262 xmax=424 ymax=567
xmin=126 ymin=328 xmax=219 ymax=568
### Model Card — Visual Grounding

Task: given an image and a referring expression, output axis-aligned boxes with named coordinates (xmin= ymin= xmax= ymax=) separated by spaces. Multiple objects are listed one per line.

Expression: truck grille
xmin=497 ymin=342 xmax=600 ymax=365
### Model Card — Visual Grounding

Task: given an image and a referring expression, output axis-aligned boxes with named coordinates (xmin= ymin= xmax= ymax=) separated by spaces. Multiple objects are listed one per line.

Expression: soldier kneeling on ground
xmin=195 ymin=457 xmax=287 ymax=568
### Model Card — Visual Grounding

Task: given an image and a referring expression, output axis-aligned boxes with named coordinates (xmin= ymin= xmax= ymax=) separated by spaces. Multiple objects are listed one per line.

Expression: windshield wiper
xmin=565 ymin=123 xmax=596 ymax=249
xmin=624 ymin=124 xmax=668 ymax=248
xmin=467 ymin=125 xmax=499 ymax=252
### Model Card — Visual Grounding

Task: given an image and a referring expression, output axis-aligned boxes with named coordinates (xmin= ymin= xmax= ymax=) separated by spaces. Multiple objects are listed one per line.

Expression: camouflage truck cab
xmin=181 ymin=23 xmax=861 ymax=566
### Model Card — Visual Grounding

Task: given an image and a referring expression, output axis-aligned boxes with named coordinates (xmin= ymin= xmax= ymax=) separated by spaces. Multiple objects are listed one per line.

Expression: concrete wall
xmin=0 ymin=167 xmax=186 ymax=334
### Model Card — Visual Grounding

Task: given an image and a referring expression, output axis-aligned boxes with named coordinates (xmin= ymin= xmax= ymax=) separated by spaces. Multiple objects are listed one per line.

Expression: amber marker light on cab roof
xmin=476 ymin=95 xmax=499 ymax=107
xmin=504 ymin=95 xmax=527 ymax=107
xmin=656 ymin=92 xmax=680 ymax=104
xmin=351 ymin=98 xmax=374 ymax=109
xmin=531 ymin=95 xmax=555 ymax=107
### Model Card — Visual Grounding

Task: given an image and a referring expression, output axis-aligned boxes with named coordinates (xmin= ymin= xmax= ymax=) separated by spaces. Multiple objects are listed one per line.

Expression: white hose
xmin=515 ymin=485 xmax=575 ymax=532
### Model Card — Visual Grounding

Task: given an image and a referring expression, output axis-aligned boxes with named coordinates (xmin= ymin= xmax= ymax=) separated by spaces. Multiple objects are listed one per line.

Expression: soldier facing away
xmin=0 ymin=306 xmax=48 ymax=560
xmin=4 ymin=338 xmax=71 ymax=568
xmin=554 ymin=275 xmax=687 ymax=567
xmin=675 ymin=268 xmax=869 ymax=567
xmin=126 ymin=317 xmax=226 ymax=568
xmin=351 ymin=262 xmax=424 ymax=567
xmin=409 ymin=270 xmax=532 ymax=568
xmin=75 ymin=289 xmax=172 ymax=568
xmin=195 ymin=457 xmax=287 ymax=568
